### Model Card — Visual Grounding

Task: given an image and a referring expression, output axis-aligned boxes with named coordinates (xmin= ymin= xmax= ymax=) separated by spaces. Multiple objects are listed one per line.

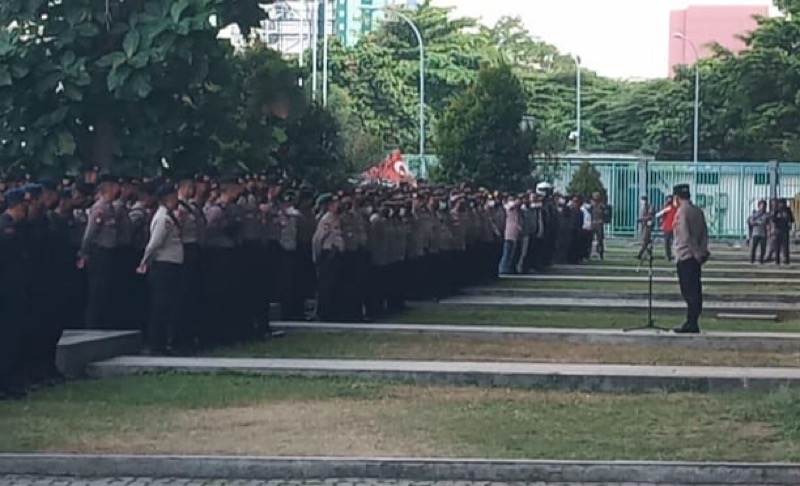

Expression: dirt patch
xmin=355 ymin=336 xmax=800 ymax=368
xmin=50 ymin=399 xmax=446 ymax=457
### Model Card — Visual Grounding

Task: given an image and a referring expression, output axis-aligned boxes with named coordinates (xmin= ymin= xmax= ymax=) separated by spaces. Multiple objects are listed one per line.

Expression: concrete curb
xmin=272 ymin=322 xmax=800 ymax=352
xmin=0 ymin=454 xmax=798 ymax=484
xmin=88 ymin=357 xmax=800 ymax=393
xmin=462 ymin=286 xmax=799 ymax=303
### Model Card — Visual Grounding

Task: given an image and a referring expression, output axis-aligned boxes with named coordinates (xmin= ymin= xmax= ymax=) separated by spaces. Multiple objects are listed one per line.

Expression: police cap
xmin=38 ymin=177 xmax=59 ymax=191
xmin=4 ymin=188 xmax=26 ymax=206
xmin=155 ymin=183 xmax=177 ymax=200
xmin=22 ymin=183 xmax=43 ymax=198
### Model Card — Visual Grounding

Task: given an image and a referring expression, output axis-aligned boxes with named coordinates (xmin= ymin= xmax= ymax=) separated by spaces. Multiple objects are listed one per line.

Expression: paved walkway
xmin=437 ymin=295 xmax=797 ymax=312
xmin=0 ymin=477 xmax=731 ymax=486
xmin=554 ymin=265 xmax=800 ymax=278
xmin=88 ymin=356 xmax=800 ymax=392
xmin=501 ymin=274 xmax=796 ymax=284
xmin=272 ymin=322 xmax=800 ymax=351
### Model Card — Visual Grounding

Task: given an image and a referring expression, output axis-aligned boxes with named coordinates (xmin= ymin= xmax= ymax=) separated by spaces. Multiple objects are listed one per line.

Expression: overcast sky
xmin=431 ymin=0 xmax=777 ymax=79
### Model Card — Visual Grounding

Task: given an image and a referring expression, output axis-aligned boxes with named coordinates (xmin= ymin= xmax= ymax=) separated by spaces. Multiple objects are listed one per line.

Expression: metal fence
xmin=552 ymin=156 xmax=800 ymax=240
xmin=405 ymin=153 xmax=800 ymax=240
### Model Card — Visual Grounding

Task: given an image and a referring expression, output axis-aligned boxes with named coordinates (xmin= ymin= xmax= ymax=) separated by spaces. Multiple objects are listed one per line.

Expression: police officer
xmin=138 ymin=184 xmax=184 ymax=354
xmin=204 ymin=180 xmax=241 ymax=344
xmin=672 ymin=184 xmax=710 ymax=334
xmin=0 ymin=189 xmax=30 ymax=398
xmin=176 ymin=178 xmax=206 ymax=350
xmin=313 ymin=194 xmax=344 ymax=321
xmin=79 ymin=175 xmax=121 ymax=330
xmin=278 ymin=191 xmax=304 ymax=320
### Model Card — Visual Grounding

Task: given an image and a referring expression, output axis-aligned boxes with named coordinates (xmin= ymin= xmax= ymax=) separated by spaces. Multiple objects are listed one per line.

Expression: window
xmin=754 ymin=173 xmax=777 ymax=185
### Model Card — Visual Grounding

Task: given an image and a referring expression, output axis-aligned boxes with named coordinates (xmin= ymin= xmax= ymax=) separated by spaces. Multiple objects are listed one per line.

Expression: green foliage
xmin=566 ymin=161 xmax=606 ymax=200
xmin=0 ymin=0 xmax=273 ymax=175
xmin=436 ymin=63 xmax=532 ymax=191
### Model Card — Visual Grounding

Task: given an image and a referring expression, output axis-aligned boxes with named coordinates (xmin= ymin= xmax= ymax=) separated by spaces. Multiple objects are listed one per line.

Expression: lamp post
xmin=574 ymin=55 xmax=581 ymax=152
xmin=674 ymin=32 xmax=700 ymax=163
xmin=361 ymin=5 xmax=425 ymax=157
xmin=311 ymin=0 xmax=318 ymax=101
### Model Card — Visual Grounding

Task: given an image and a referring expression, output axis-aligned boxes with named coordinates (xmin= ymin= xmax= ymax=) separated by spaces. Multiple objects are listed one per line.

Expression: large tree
xmin=436 ymin=63 xmax=532 ymax=190
xmin=0 ymin=0 xmax=271 ymax=175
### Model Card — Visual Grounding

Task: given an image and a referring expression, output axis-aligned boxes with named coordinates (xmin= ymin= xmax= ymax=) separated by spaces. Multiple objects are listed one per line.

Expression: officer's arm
xmin=140 ymin=216 xmax=168 ymax=267
xmin=79 ymin=206 xmax=103 ymax=256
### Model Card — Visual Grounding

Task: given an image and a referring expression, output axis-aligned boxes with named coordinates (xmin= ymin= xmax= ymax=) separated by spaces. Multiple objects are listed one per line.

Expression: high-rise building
xmin=335 ymin=0 xmax=418 ymax=47
xmin=668 ymin=4 xmax=768 ymax=76
xmin=218 ymin=0 xmax=418 ymax=58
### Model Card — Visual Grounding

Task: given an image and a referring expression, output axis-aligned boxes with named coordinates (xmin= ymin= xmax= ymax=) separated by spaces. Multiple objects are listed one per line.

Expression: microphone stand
xmin=625 ymin=231 xmax=670 ymax=333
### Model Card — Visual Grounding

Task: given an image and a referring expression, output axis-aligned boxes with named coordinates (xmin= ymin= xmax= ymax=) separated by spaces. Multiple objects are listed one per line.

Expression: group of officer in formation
xmin=0 ymin=170 xmax=588 ymax=399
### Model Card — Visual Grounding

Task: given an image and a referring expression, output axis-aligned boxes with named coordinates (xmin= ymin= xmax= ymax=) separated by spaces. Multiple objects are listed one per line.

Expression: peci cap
xmin=672 ymin=184 xmax=691 ymax=199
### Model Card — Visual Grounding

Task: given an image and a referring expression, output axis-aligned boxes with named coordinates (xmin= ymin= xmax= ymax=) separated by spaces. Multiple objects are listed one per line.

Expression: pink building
xmin=668 ymin=5 xmax=768 ymax=77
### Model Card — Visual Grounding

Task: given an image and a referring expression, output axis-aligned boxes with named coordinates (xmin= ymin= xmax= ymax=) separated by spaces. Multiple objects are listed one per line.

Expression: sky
xmin=431 ymin=0 xmax=778 ymax=79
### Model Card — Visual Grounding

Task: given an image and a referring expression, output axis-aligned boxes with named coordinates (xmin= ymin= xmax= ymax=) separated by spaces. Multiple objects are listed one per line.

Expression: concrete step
xmin=435 ymin=295 xmax=798 ymax=315
xmin=502 ymin=274 xmax=797 ymax=285
xmin=551 ymin=265 xmax=800 ymax=279
xmin=57 ymin=330 xmax=142 ymax=378
xmin=88 ymin=356 xmax=800 ymax=393
xmin=272 ymin=321 xmax=800 ymax=352
xmin=462 ymin=286 xmax=799 ymax=303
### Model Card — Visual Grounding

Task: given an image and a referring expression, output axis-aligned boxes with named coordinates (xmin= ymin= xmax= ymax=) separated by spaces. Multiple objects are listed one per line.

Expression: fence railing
xmin=406 ymin=154 xmax=800 ymax=240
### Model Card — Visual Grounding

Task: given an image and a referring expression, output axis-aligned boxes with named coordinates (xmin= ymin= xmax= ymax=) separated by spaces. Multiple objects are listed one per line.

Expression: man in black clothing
xmin=672 ymin=184 xmax=710 ymax=334
xmin=772 ymin=199 xmax=794 ymax=266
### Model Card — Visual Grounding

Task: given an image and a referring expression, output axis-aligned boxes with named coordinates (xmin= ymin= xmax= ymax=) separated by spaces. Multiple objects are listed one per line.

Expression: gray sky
xmin=432 ymin=0 xmax=777 ymax=79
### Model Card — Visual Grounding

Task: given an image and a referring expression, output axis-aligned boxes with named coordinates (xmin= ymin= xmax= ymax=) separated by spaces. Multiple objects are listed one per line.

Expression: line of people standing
xmin=748 ymin=198 xmax=795 ymax=265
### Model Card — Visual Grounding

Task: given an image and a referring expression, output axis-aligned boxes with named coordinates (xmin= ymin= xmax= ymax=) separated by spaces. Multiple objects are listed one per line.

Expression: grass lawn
xmin=215 ymin=332 xmax=800 ymax=368
xmin=392 ymin=308 xmax=800 ymax=333
xmin=3 ymin=374 xmax=800 ymax=461
xmin=494 ymin=279 xmax=800 ymax=294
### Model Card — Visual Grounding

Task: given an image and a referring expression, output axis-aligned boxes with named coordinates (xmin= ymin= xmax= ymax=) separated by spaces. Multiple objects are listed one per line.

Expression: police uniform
xmin=140 ymin=191 xmax=184 ymax=353
xmin=0 ymin=190 xmax=29 ymax=397
xmin=81 ymin=191 xmax=119 ymax=330
xmin=177 ymin=192 xmax=206 ymax=348
xmin=204 ymin=192 xmax=240 ymax=344
xmin=312 ymin=196 xmax=345 ymax=321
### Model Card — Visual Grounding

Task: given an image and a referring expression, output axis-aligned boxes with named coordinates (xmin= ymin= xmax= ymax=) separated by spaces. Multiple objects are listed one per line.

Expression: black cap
xmin=673 ymin=184 xmax=691 ymax=199
xmin=38 ymin=177 xmax=59 ymax=191
xmin=99 ymin=174 xmax=119 ymax=184
xmin=155 ymin=183 xmax=176 ymax=199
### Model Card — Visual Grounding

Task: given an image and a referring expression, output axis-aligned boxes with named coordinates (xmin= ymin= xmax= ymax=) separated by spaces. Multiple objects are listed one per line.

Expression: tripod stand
xmin=625 ymin=233 xmax=670 ymax=332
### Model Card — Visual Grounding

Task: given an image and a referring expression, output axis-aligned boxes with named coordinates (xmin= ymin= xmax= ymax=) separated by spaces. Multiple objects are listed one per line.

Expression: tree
xmin=566 ymin=161 xmax=606 ymax=200
xmin=0 ymin=0 xmax=272 ymax=175
xmin=436 ymin=63 xmax=532 ymax=191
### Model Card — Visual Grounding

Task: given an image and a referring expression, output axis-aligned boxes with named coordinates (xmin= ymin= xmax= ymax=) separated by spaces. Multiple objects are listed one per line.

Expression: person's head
xmin=157 ymin=184 xmax=179 ymax=210
xmin=592 ymin=191 xmax=602 ymax=202
xmin=3 ymin=189 xmax=27 ymax=221
xmin=778 ymin=198 xmax=788 ymax=209
xmin=220 ymin=181 xmax=241 ymax=203
xmin=39 ymin=178 xmax=60 ymax=210
xmin=178 ymin=179 xmax=196 ymax=200
xmin=758 ymin=199 xmax=767 ymax=212
xmin=23 ymin=183 xmax=43 ymax=216
xmin=672 ymin=184 xmax=691 ymax=203
xmin=98 ymin=175 xmax=121 ymax=201
xmin=120 ymin=179 xmax=136 ymax=201
xmin=57 ymin=189 xmax=74 ymax=212
xmin=665 ymin=195 xmax=674 ymax=207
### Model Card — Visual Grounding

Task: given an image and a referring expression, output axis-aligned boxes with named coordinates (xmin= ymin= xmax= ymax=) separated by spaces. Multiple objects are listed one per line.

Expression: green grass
xmin=3 ymin=374 xmax=800 ymax=461
xmin=393 ymin=307 xmax=800 ymax=332
xmin=494 ymin=278 xmax=800 ymax=294
xmin=214 ymin=332 xmax=800 ymax=368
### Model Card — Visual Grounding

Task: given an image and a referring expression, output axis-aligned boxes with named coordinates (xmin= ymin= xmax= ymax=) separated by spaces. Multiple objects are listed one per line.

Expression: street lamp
xmin=673 ymin=32 xmax=700 ymax=163
xmin=361 ymin=5 xmax=425 ymax=157
xmin=573 ymin=55 xmax=581 ymax=152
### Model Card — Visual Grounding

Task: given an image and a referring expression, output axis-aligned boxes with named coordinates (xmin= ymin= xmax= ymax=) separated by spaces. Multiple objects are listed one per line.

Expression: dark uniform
xmin=81 ymin=194 xmax=119 ymax=330
xmin=0 ymin=190 xmax=29 ymax=398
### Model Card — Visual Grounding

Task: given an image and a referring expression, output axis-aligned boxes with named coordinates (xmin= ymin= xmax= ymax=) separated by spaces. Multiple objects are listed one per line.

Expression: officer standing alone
xmin=137 ymin=184 xmax=184 ymax=354
xmin=672 ymin=184 xmax=710 ymax=334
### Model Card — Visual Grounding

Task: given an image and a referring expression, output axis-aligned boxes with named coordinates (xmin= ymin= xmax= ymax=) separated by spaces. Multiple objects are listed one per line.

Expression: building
xmin=335 ymin=0 xmax=418 ymax=47
xmin=219 ymin=0 xmax=418 ymax=57
xmin=668 ymin=4 xmax=768 ymax=76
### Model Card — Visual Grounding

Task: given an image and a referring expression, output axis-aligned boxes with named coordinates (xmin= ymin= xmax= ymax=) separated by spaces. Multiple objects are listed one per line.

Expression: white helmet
xmin=535 ymin=182 xmax=553 ymax=196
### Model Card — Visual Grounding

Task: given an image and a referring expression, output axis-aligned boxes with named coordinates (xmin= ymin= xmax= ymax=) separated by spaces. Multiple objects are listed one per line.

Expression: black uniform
xmin=0 ymin=213 xmax=30 ymax=396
